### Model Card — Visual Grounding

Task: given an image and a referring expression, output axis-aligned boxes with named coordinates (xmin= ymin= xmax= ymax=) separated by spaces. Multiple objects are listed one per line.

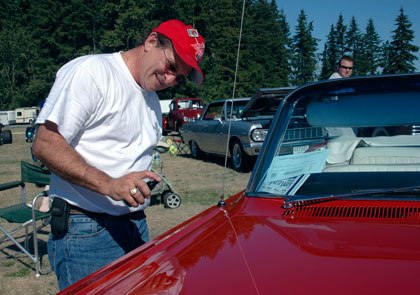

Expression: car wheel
xmin=190 ymin=140 xmax=202 ymax=159
xmin=372 ymin=127 xmax=389 ymax=137
xmin=231 ymin=140 xmax=249 ymax=172
xmin=175 ymin=121 xmax=181 ymax=133
xmin=162 ymin=191 xmax=181 ymax=209
xmin=1 ymin=130 xmax=12 ymax=144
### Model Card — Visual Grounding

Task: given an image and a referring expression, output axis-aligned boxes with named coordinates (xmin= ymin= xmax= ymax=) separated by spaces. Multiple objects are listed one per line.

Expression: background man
xmin=329 ymin=54 xmax=354 ymax=79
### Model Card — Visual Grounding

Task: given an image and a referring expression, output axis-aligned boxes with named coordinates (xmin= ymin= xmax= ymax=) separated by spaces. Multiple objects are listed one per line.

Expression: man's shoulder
xmin=61 ymin=53 xmax=119 ymax=70
xmin=329 ymin=72 xmax=342 ymax=79
xmin=78 ymin=53 xmax=120 ymax=68
xmin=58 ymin=53 xmax=123 ymax=82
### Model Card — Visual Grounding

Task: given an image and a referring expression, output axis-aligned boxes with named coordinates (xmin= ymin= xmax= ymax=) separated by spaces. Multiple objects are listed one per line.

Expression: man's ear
xmin=144 ymin=32 xmax=158 ymax=52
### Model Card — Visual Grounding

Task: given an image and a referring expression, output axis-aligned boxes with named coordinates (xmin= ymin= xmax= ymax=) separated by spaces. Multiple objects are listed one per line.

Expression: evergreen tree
xmin=358 ymin=18 xmax=382 ymax=75
xmin=344 ymin=17 xmax=362 ymax=75
xmin=334 ymin=14 xmax=347 ymax=55
xmin=239 ymin=0 xmax=289 ymax=93
xmin=291 ymin=10 xmax=318 ymax=85
xmin=100 ymin=0 xmax=156 ymax=52
xmin=0 ymin=1 xmax=49 ymax=109
xmin=383 ymin=7 xmax=418 ymax=74
xmin=320 ymin=25 xmax=339 ymax=80
xmin=277 ymin=9 xmax=292 ymax=86
xmin=192 ymin=0 xmax=244 ymax=101
xmin=381 ymin=41 xmax=391 ymax=73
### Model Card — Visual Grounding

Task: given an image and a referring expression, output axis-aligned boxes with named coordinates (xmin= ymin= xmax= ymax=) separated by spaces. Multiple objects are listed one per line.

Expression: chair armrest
xmin=0 ymin=181 xmax=24 ymax=191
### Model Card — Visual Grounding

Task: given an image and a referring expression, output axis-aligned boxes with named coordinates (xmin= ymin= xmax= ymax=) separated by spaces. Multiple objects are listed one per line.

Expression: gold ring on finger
xmin=130 ymin=187 xmax=139 ymax=196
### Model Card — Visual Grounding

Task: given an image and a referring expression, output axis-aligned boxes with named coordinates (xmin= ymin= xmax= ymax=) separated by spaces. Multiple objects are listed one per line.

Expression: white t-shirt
xmin=329 ymin=72 xmax=342 ymax=79
xmin=36 ymin=52 xmax=162 ymax=215
xmin=327 ymin=71 xmax=356 ymax=140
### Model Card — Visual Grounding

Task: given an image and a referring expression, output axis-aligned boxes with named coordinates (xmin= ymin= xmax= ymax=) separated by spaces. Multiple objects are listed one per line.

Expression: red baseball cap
xmin=153 ymin=20 xmax=205 ymax=85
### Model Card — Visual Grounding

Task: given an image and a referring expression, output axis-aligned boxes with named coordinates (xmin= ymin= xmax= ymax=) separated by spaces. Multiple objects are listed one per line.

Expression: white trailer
xmin=15 ymin=107 xmax=39 ymax=124
xmin=159 ymin=99 xmax=171 ymax=114
xmin=0 ymin=111 xmax=16 ymax=125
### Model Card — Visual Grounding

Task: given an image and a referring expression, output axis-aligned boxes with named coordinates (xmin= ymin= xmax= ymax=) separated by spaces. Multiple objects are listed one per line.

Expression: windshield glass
xmin=249 ymin=74 xmax=420 ymax=197
xmin=225 ymin=99 xmax=250 ymax=119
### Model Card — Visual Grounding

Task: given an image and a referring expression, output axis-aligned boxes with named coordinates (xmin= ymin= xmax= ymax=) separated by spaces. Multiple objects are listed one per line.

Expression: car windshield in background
xmin=248 ymin=74 xmax=420 ymax=198
xmin=241 ymin=87 xmax=295 ymax=118
xmin=225 ymin=99 xmax=249 ymax=119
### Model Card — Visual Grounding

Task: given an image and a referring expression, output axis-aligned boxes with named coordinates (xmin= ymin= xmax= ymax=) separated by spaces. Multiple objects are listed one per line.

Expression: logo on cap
xmin=187 ymin=29 xmax=199 ymax=38
xmin=191 ymin=43 xmax=205 ymax=62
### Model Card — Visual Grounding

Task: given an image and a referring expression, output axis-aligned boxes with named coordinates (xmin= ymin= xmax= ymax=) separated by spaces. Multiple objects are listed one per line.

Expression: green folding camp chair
xmin=0 ymin=161 xmax=51 ymax=277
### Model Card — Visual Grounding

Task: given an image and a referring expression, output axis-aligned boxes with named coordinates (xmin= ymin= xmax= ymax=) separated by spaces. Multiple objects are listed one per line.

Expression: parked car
xmin=0 ymin=123 xmax=12 ymax=145
xmin=60 ymin=73 xmax=420 ymax=295
xmin=358 ymin=125 xmax=420 ymax=137
xmin=162 ymin=97 xmax=204 ymax=134
xmin=181 ymin=87 xmax=294 ymax=171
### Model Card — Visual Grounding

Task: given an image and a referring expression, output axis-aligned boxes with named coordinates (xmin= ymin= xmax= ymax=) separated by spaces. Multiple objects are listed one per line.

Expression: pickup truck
xmin=181 ymin=87 xmax=295 ymax=171
xmin=162 ymin=97 xmax=204 ymax=134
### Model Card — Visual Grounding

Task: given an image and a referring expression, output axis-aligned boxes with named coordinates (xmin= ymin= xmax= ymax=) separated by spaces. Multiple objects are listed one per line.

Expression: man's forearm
xmin=32 ymin=122 xmax=114 ymax=196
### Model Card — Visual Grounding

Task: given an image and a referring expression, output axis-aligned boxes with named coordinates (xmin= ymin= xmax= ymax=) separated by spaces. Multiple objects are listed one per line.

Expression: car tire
xmin=175 ymin=121 xmax=181 ymax=133
xmin=1 ymin=130 xmax=13 ymax=144
xmin=190 ymin=140 xmax=202 ymax=159
xmin=230 ymin=140 xmax=249 ymax=172
xmin=371 ymin=127 xmax=389 ymax=137
xmin=162 ymin=191 xmax=181 ymax=209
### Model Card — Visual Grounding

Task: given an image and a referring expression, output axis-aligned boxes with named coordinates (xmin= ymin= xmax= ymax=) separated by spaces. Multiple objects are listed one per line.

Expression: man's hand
xmin=108 ymin=171 xmax=161 ymax=207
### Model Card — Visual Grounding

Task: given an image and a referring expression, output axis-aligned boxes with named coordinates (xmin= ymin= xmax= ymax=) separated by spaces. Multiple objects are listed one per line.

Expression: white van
xmin=15 ymin=107 xmax=39 ymax=124
xmin=0 ymin=111 xmax=16 ymax=125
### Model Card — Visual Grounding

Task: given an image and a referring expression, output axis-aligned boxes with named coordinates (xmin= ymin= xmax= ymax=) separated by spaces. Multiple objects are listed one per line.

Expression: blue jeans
xmin=48 ymin=210 xmax=149 ymax=290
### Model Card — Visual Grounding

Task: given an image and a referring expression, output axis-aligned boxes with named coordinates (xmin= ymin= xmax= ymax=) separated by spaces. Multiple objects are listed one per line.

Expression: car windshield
xmin=248 ymin=74 xmax=420 ymax=198
xmin=178 ymin=99 xmax=203 ymax=109
xmin=225 ymin=99 xmax=250 ymax=119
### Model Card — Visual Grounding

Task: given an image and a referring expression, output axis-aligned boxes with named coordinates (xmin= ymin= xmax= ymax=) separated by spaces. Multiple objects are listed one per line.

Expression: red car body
xmin=60 ymin=193 xmax=420 ymax=294
xmin=60 ymin=74 xmax=420 ymax=294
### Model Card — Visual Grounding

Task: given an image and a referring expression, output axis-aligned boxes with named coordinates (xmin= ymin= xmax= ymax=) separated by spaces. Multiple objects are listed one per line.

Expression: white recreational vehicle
xmin=15 ymin=106 xmax=39 ymax=124
xmin=0 ymin=111 xmax=16 ymax=126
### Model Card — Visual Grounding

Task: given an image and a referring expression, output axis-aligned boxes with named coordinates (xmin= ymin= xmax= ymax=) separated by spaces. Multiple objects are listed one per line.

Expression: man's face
xmin=337 ymin=59 xmax=353 ymax=78
xmin=138 ymin=34 xmax=192 ymax=91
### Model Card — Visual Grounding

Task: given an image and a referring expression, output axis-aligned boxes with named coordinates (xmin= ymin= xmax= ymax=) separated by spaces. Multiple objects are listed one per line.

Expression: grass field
xmin=0 ymin=126 xmax=250 ymax=294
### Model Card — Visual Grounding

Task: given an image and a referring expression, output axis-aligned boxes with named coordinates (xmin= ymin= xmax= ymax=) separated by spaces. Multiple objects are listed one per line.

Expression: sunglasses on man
xmin=339 ymin=64 xmax=353 ymax=70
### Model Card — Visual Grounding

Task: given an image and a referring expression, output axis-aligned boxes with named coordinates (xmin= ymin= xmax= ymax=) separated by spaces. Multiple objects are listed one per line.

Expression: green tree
xmin=0 ymin=26 xmax=36 ymax=109
xmin=238 ymin=0 xmax=290 ymax=93
xmin=101 ymin=0 xmax=157 ymax=52
xmin=276 ymin=9 xmax=292 ymax=86
xmin=291 ymin=10 xmax=318 ymax=85
xmin=320 ymin=25 xmax=340 ymax=80
xmin=358 ymin=18 xmax=382 ymax=75
xmin=190 ymin=0 xmax=246 ymax=101
xmin=381 ymin=41 xmax=391 ymax=73
xmin=334 ymin=14 xmax=347 ymax=55
xmin=344 ymin=17 xmax=363 ymax=75
xmin=383 ymin=7 xmax=418 ymax=74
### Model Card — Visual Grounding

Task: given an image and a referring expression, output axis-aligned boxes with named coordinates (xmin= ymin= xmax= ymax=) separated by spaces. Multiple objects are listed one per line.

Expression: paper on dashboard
xmin=259 ymin=149 xmax=329 ymax=195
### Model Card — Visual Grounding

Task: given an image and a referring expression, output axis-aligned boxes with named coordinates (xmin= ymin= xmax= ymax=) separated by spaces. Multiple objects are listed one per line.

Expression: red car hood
xmin=61 ymin=192 xmax=420 ymax=294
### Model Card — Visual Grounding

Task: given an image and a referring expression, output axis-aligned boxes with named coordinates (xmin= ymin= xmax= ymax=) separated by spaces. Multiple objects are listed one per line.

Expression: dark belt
xmin=68 ymin=203 xmax=146 ymax=220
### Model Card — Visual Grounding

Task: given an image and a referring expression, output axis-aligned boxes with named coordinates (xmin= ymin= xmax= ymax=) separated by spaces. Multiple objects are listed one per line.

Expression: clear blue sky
xmin=275 ymin=0 xmax=420 ymax=70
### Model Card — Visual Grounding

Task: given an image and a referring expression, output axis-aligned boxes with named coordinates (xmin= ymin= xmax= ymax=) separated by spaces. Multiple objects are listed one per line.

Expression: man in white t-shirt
xmin=328 ymin=54 xmax=356 ymax=138
xmin=32 ymin=19 xmax=205 ymax=290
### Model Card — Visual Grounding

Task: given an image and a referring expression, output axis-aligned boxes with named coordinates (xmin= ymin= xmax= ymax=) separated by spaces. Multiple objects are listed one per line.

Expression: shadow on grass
xmin=0 ymin=229 xmax=51 ymax=276
xmin=177 ymin=151 xmax=256 ymax=173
